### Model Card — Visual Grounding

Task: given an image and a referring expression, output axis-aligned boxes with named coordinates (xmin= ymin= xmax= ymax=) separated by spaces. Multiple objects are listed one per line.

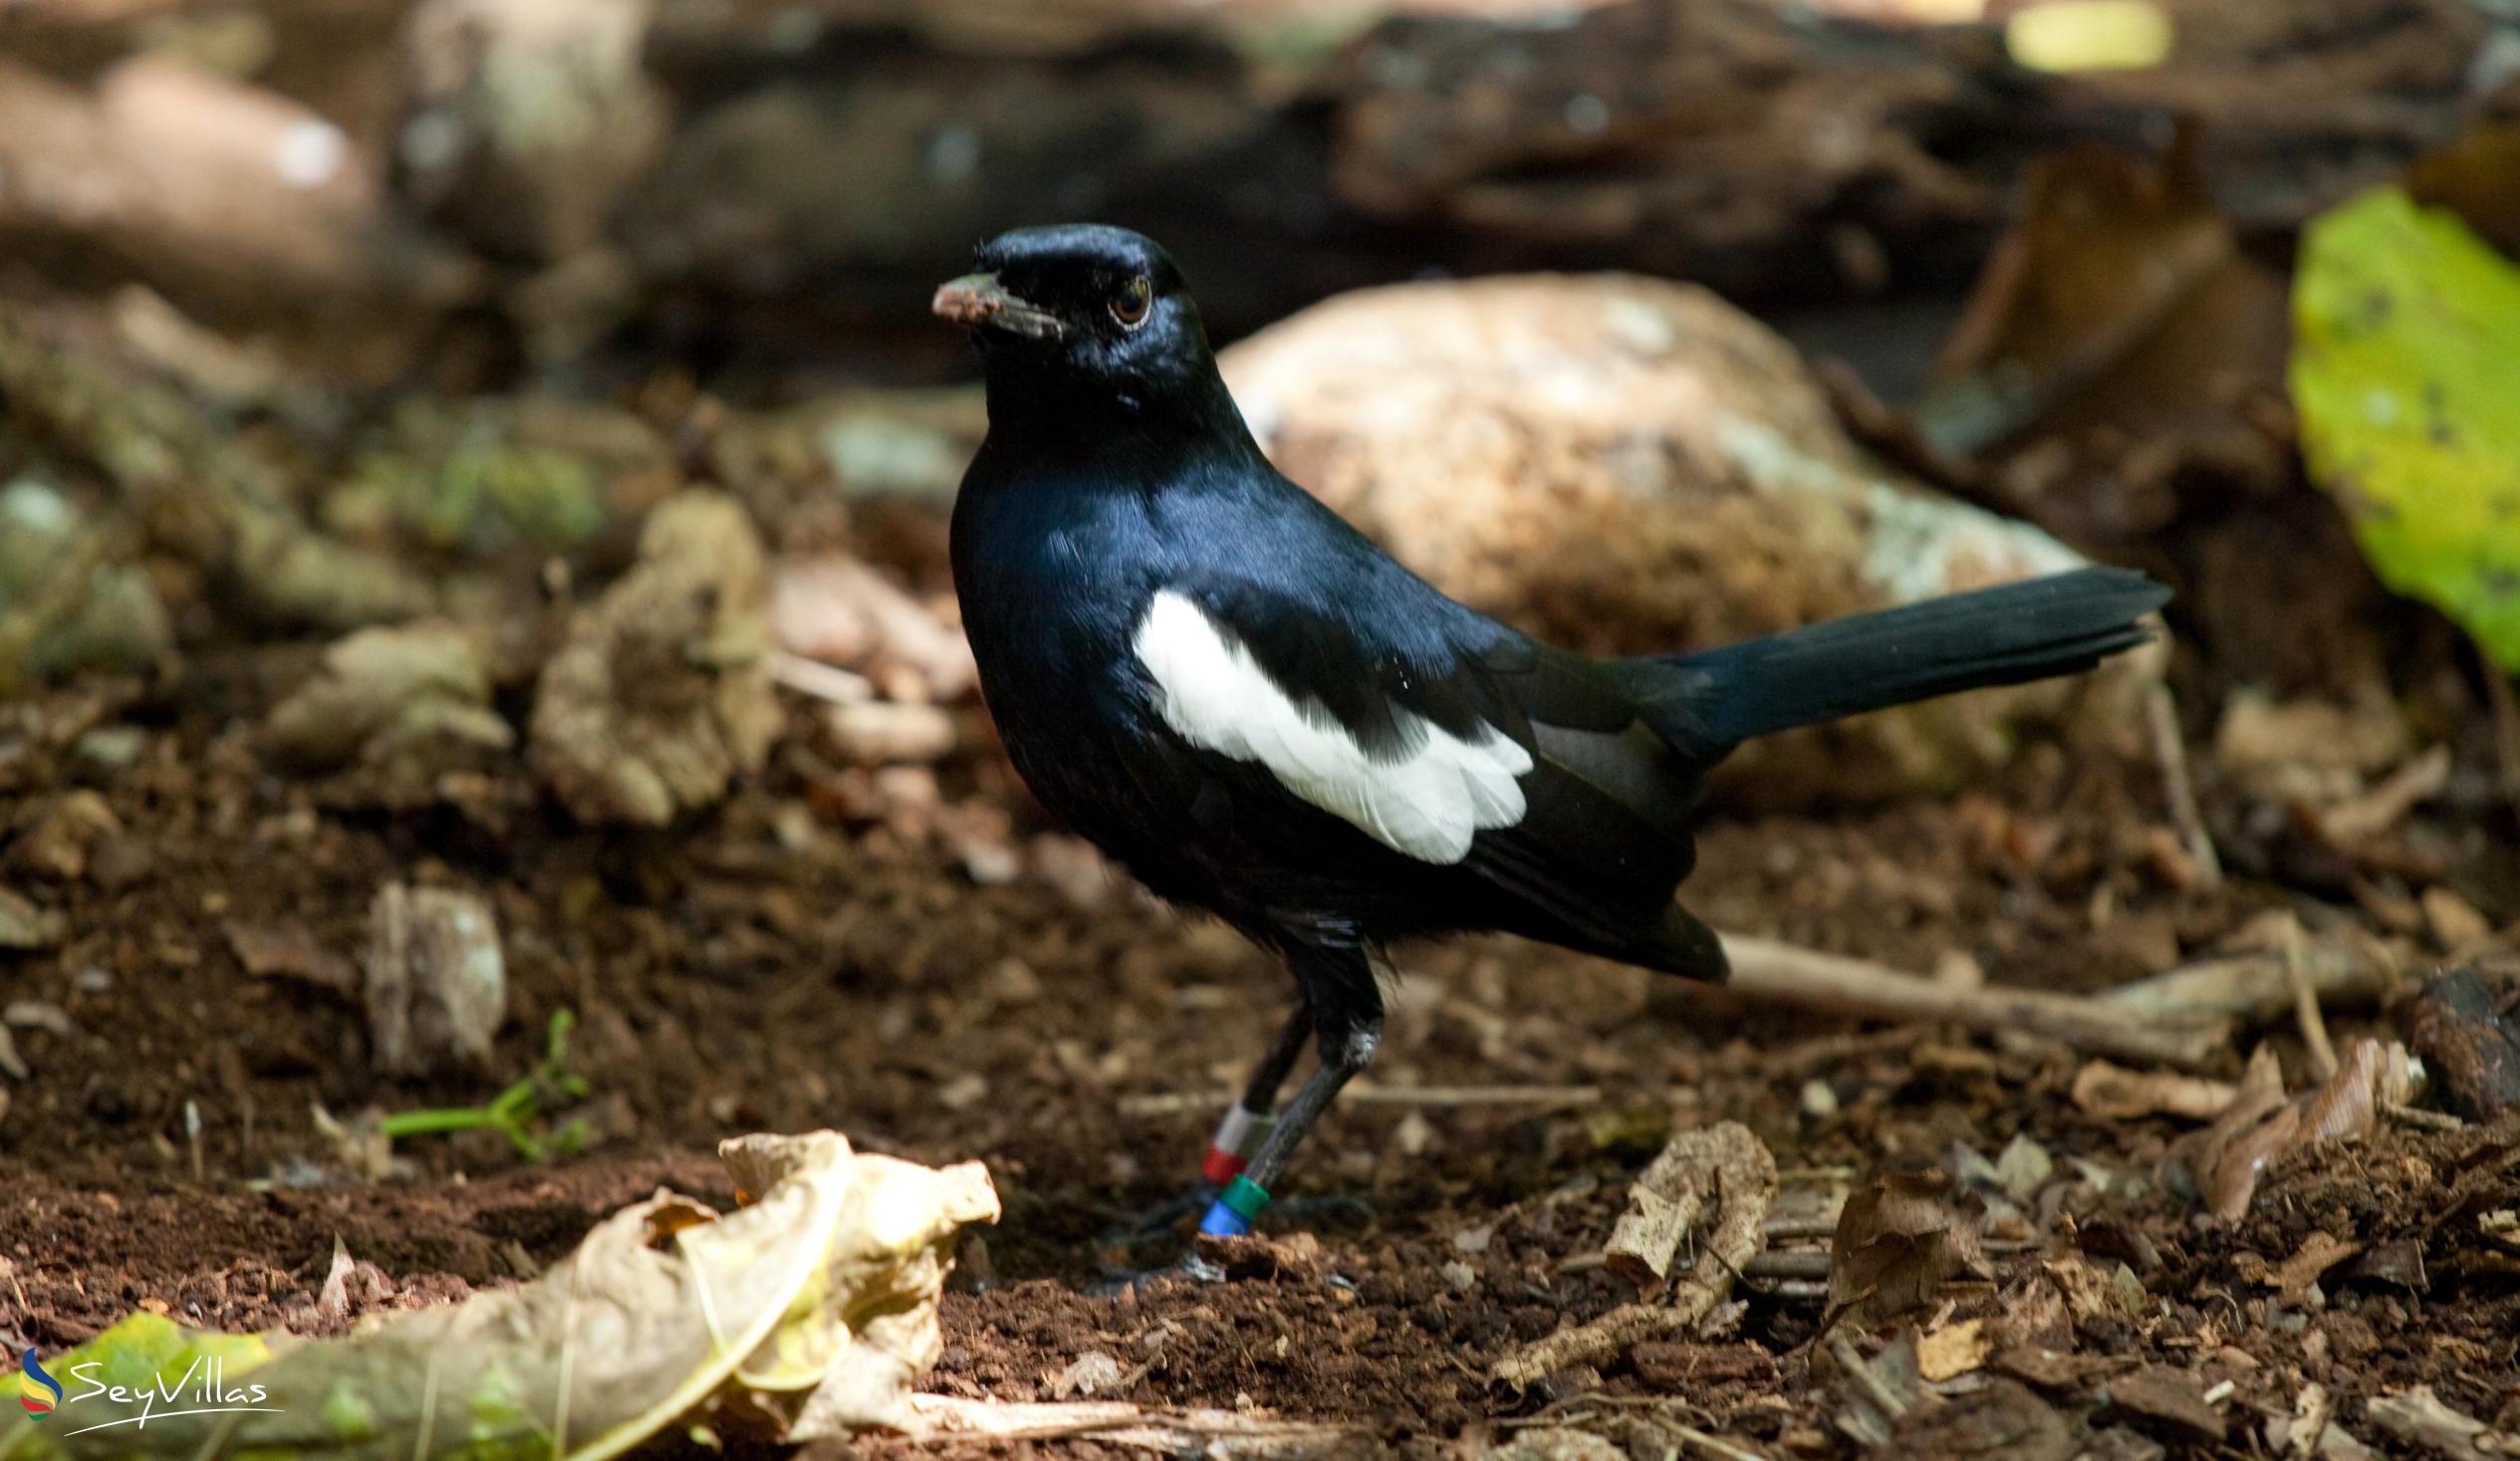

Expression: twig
xmin=2321 ymin=745 xmax=2453 ymax=844
xmin=2365 ymin=1386 xmax=2509 ymax=1459
xmin=1669 ymin=1422 xmax=1776 ymax=1461
xmin=2383 ymin=1101 xmax=2465 ymax=1131
xmin=765 ymin=649 xmax=875 ymax=705
xmin=2101 ymin=932 xmax=2397 ymax=1026
xmin=902 ymin=1395 xmax=1360 ymax=1455
xmin=2147 ymin=683 xmax=2223 ymax=891
xmin=2285 ymin=915 xmax=2338 ymax=1084
xmin=1742 ymin=1249 xmax=1832 ymax=1280
xmin=1717 ymin=934 xmax=2228 ymax=1069
xmin=1826 ymin=1332 xmax=1912 ymax=1421
xmin=1117 ymin=1083 xmax=1598 ymax=1117
xmin=1493 ymin=1127 xmax=1778 ymax=1384
xmin=1762 ymin=1215 xmax=1842 ymax=1241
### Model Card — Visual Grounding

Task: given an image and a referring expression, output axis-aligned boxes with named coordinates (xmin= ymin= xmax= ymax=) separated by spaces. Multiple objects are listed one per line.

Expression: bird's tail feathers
xmin=1631 ymin=567 xmax=2168 ymax=756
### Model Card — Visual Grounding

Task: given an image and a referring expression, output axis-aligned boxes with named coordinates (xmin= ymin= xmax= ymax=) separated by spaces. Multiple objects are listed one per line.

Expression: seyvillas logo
xmin=18 ymin=1347 xmax=279 ymax=1437
xmin=18 ymin=1349 xmax=62 ymax=1417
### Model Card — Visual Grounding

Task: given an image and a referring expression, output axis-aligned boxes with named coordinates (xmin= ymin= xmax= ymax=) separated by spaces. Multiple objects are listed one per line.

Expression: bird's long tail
xmin=1631 ymin=567 xmax=2169 ymax=756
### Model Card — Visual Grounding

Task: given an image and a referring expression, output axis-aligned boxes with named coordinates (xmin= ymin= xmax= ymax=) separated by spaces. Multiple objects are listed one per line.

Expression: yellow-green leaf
xmin=2291 ymin=187 xmax=2520 ymax=670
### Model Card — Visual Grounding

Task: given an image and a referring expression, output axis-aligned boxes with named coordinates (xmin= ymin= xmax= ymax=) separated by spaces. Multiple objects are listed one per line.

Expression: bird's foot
xmin=1093 ymin=1181 xmax=1219 ymax=1252
xmin=1087 ymin=1249 xmax=1228 ymax=1296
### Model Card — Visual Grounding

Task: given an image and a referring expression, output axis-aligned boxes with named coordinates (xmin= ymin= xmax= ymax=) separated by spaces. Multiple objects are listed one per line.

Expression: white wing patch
xmin=1133 ymin=590 xmax=1533 ymax=864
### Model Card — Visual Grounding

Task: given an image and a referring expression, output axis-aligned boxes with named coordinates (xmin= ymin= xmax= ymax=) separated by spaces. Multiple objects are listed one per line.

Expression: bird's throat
xmin=979 ymin=362 xmax=1262 ymax=479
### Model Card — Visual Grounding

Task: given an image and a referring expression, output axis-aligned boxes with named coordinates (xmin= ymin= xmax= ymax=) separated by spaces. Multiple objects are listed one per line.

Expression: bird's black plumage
xmin=938 ymin=224 xmax=2169 ymax=1238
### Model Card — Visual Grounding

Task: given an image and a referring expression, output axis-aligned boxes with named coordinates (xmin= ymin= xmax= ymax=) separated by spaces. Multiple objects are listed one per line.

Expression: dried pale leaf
xmin=2071 ymin=1060 xmax=2240 ymax=1121
xmin=224 ymin=919 xmax=359 ymax=996
xmin=2269 ymin=1232 xmax=2361 ymax=1305
xmin=1827 ymin=1170 xmax=1987 ymax=1330
xmin=0 ymin=1130 xmax=998 ymax=1458
xmin=1604 ymin=1121 xmax=1766 ymax=1291
xmin=1916 ymin=1317 xmax=1993 ymax=1380
xmin=1993 ymin=1135 xmax=2054 ymax=1203
xmin=2188 ymin=1039 xmax=2412 ymax=1218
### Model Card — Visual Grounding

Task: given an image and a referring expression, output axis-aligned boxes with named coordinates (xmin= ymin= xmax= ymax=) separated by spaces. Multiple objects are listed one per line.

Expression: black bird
xmin=937 ymin=224 xmax=2168 ymax=1242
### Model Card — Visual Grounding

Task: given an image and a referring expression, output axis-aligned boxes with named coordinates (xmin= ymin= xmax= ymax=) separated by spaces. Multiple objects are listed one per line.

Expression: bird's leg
xmin=1096 ymin=1002 xmax=1313 ymax=1249
xmin=1198 ymin=1014 xmax=1380 ymax=1237
xmin=1197 ymin=1001 xmax=1313 ymax=1186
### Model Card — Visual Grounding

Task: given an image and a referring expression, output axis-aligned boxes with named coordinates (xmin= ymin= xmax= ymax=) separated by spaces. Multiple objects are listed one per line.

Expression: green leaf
xmin=2291 ymin=186 xmax=2520 ymax=671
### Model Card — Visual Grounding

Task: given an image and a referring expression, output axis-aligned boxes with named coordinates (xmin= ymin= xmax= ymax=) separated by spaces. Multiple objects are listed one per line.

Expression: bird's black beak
xmin=932 ymin=272 xmax=1068 ymax=342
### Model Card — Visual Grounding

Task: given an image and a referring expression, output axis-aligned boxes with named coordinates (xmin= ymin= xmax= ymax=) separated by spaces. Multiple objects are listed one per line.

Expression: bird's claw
xmin=1087 ymin=1249 xmax=1226 ymax=1296
xmin=1093 ymin=1182 xmax=1219 ymax=1251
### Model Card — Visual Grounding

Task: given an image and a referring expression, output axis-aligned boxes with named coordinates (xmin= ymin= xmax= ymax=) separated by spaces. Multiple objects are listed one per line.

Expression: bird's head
xmin=933 ymin=225 xmax=1220 ymax=416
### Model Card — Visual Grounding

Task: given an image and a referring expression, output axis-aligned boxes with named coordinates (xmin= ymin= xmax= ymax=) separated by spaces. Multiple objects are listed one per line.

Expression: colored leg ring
xmin=1198 ymin=1103 xmax=1278 ymax=1184
xmin=1198 ymin=1175 xmax=1271 ymax=1237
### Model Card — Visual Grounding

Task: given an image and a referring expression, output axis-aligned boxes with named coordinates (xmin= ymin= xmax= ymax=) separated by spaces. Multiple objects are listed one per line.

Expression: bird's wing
xmin=1132 ymin=584 xmax=1533 ymax=865
xmin=1131 ymin=581 xmax=1710 ymax=959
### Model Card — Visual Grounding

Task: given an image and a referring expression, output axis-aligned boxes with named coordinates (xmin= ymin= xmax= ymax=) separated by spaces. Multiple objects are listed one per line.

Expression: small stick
xmin=2285 ymin=915 xmax=2338 ymax=1083
xmin=1718 ymin=935 xmax=2228 ymax=1069
xmin=2101 ymin=933 xmax=2397 ymax=1025
xmin=2147 ymin=683 xmax=2223 ymax=891
xmin=1827 ymin=1331 xmax=1912 ymax=1420
xmin=2383 ymin=1102 xmax=2464 ymax=1131
xmin=2321 ymin=745 xmax=2452 ymax=844
xmin=1669 ymin=1422 xmax=1776 ymax=1461
xmin=1762 ymin=1215 xmax=1842 ymax=1241
xmin=764 ymin=649 xmax=875 ymax=705
xmin=903 ymin=1395 xmax=1362 ymax=1450
xmin=1743 ymin=1249 xmax=1832 ymax=1280
xmin=1117 ymin=1084 xmax=1598 ymax=1117
xmin=2366 ymin=1385 xmax=2508 ymax=1458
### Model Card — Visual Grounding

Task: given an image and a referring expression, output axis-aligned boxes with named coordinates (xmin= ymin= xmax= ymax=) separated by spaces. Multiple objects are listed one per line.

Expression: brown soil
xmin=4 ymin=545 xmax=2518 ymax=1458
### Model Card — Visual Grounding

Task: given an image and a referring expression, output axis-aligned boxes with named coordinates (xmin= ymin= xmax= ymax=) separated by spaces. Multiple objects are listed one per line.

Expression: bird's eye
xmin=1109 ymin=275 xmax=1153 ymax=329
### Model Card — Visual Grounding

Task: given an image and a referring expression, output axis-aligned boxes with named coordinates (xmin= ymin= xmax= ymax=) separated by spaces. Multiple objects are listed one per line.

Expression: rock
xmin=327 ymin=395 xmax=656 ymax=555
xmin=2408 ymin=967 xmax=2520 ymax=1121
xmin=2099 ymin=1364 xmax=2225 ymax=1445
xmin=401 ymin=0 xmax=670 ymax=267
xmin=5 ymin=790 xmax=123 ymax=882
xmin=264 ymin=620 xmax=515 ymax=796
xmin=0 ymin=53 xmax=480 ymax=333
xmin=0 ymin=478 xmax=173 ymax=695
xmin=364 ymin=882 xmax=506 ymax=1076
xmin=530 ymin=490 xmax=781 ymax=826
xmin=1221 ymin=274 xmax=2158 ymax=808
xmin=822 ymin=701 xmax=958 ymax=766
xmin=0 ymin=296 xmax=435 ymax=632
xmin=770 ymin=554 xmax=977 ymax=703
xmin=0 ymin=887 xmax=64 ymax=951
xmin=1483 ymin=1426 xmax=1628 ymax=1461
